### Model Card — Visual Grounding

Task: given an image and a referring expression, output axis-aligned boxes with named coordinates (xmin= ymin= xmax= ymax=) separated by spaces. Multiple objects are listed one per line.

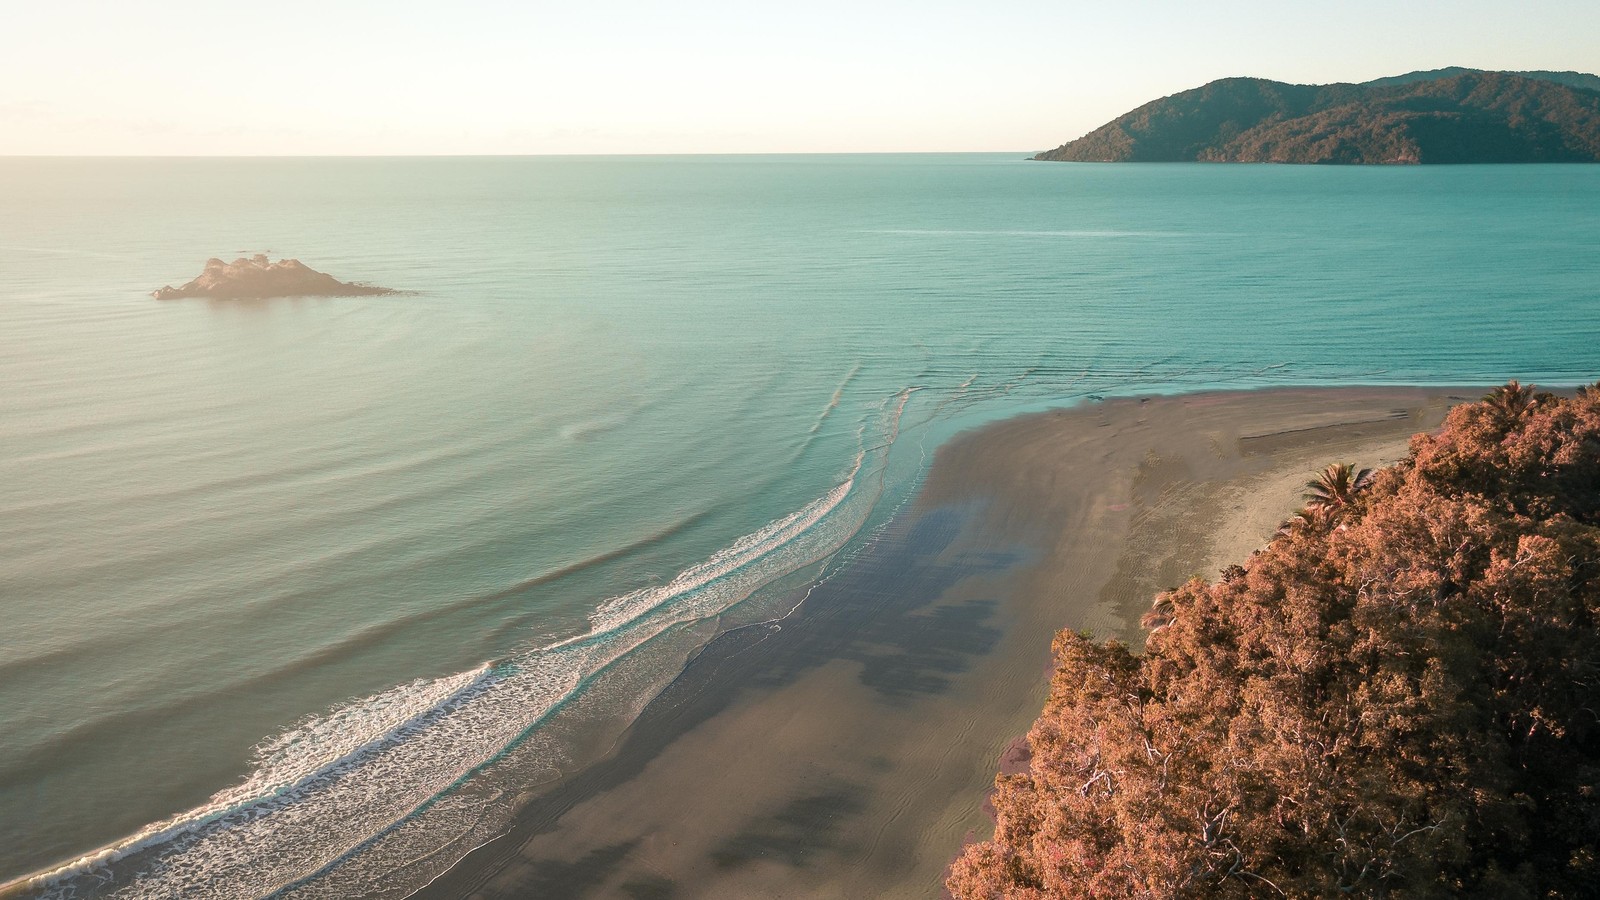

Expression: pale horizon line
xmin=0 ymin=149 xmax=1046 ymax=160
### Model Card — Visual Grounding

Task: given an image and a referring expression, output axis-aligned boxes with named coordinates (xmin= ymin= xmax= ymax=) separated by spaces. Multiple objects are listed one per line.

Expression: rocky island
xmin=152 ymin=255 xmax=397 ymax=300
xmin=1036 ymin=69 xmax=1600 ymax=164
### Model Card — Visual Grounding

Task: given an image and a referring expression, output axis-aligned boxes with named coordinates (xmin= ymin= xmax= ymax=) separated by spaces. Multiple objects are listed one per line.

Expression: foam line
xmin=14 ymin=395 xmax=910 ymax=900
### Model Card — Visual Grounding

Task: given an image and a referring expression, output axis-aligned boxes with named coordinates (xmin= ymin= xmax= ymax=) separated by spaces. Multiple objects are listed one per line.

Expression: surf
xmin=10 ymin=394 xmax=909 ymax=900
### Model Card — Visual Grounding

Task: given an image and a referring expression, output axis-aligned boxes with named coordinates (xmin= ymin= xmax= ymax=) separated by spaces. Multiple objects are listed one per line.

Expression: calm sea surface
xmin=1 ymin=155 xmax=1597 ymax=896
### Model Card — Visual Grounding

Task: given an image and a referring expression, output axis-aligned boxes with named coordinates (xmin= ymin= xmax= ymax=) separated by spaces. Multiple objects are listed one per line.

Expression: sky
xmin=3 ymin=0 xmax=1598 ymax=155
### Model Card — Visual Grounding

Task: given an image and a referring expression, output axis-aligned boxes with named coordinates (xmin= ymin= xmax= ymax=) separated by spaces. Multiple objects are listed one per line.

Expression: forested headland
xmin=1035 ymin=70 xmax=1600 ymax=164
xmin=951 ymin=383 xmax=1600 ymax=898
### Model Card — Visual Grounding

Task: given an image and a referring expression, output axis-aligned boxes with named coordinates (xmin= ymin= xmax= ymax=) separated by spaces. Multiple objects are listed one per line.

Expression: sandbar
xmin=415 ymin=386 xmax=1466 ymax=899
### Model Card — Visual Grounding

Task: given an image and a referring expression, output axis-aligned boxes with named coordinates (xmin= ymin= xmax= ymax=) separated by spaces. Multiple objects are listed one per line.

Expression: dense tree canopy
xmin=950 ymin=385 xmax=1600 ymax=898
xmin=1034 ymin=72 xmax=1600 ymax=164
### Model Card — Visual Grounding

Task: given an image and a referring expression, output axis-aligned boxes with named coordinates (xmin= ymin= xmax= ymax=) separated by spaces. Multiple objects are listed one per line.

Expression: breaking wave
xmin=10 ymin=394 xmax=910 ymax=900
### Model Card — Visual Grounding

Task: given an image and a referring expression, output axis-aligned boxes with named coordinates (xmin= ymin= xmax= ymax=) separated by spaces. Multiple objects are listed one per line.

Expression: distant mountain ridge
xmin=1035 ymin=69 xmax=1600 ymax=164
xmin=1361 ymin=67 xmax=1600 ymax=93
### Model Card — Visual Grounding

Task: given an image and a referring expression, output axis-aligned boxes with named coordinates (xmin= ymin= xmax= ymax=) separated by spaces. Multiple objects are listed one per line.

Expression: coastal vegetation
xmin=1035 ymin=70 xmax=1600 ymax=164
xmin=949 ymin=384 xmax=1600 ymax=898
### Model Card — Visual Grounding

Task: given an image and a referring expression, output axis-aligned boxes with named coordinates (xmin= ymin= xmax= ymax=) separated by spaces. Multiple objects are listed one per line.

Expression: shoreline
xmin=413 ymin=386 xmax=1467 ymax=900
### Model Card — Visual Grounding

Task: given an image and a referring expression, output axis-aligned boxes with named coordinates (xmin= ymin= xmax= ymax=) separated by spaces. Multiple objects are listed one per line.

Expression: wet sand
xmin=415 ymin=386 xmax=1468 ymax=900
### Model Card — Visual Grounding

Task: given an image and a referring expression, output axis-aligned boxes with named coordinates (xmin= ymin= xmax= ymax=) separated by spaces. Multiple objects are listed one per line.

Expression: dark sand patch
xmin=415 ymin=387 xmax=1461 ymax=900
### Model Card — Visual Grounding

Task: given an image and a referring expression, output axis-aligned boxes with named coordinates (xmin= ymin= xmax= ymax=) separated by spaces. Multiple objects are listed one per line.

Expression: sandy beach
xmin=415 ymin=386 xmax=1467 ymax=900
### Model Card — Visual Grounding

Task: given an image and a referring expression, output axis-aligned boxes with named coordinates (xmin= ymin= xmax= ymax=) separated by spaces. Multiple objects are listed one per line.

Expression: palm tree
xmin=1303 ymin=463 xmax=1374 ymax=522
xmin=1276 ymin=510 xmax=1312 ymax=536
xmin=1141 ymin=596 xmax=1176 ymax=632
xmin=1483 ymin=380 xmax=1538 ymax=424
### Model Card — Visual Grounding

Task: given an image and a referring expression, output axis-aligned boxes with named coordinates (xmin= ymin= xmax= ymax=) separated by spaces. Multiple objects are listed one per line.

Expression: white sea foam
xmin=587 ymin=454 xmax=859 ymax=633
xmin=6 ymin=666 xmax=498 ymax=896
xmin=14 ymin=394 xmax=909 ymax=900
xmin=807 ymin=361 xmax=861 ymax=435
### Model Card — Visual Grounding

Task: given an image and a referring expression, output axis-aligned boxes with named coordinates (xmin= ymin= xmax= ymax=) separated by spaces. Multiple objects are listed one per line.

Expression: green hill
xmin=1035 ymin=70 xmax=1600 ymax=164
xmin=1363 ymin=67 xmax=1600 ymax=93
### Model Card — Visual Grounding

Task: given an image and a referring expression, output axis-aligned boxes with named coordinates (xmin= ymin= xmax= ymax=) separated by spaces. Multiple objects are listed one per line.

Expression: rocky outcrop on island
xmin=1035 ymin=69 xmax=1600 ymax=164
xmin=152 ymin=255 xmax=397 ymax=300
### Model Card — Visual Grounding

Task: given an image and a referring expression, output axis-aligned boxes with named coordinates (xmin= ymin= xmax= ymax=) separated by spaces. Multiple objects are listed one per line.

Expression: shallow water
xmin=1 ymin=155 xmax=1596 ymax=896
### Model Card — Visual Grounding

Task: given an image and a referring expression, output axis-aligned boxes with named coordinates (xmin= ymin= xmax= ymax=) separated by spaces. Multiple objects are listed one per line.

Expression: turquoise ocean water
xmin=1 ymin=155 xmax=1597 ymax=897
